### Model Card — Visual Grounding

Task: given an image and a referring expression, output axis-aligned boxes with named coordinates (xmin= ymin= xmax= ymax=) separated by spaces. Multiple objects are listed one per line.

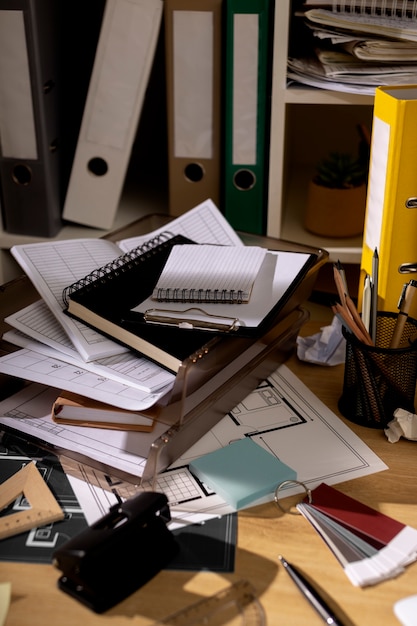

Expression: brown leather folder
xmin=164 ymin=0 xmax=222 ymax=215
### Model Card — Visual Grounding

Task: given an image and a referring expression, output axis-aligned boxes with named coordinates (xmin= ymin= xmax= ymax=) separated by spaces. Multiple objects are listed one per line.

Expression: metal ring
xmin=274 ymin=480 xmax=312 ymax=515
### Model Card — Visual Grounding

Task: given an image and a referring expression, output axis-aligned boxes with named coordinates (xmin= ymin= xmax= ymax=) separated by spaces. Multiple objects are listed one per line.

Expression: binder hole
xmin=88 ymin=157 xmax=108 ymax=177
xmin=12 ymin=164 xmax=32 ymax=186
xmin=43 ymin=80 xmax=55 ymax=94
xmin=233 ymin=169 xmax=256 ymax=191
xmin=406 ymin=197 xmax=417 ymax=208
xmin=184 ymin=162 xmax=204 ymax=183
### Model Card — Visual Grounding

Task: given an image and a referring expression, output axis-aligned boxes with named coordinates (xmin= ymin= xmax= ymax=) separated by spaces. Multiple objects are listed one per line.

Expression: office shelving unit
xmin=0 ymin=0 xmax=376 ymax=283
xmin=266 ymin=0 xmax=375 ymax=263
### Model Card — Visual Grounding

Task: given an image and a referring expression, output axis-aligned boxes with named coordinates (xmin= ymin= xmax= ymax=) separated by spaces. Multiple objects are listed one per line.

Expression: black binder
xmin=0 ymin=0 xmax=104 ymax=237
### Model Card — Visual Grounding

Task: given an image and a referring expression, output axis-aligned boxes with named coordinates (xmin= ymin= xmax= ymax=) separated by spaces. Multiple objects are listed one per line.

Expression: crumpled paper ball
xmin=385 ymin=408 xmax=417 ymax=443
xmin=297 ymin=315 xmax=346 ymax=366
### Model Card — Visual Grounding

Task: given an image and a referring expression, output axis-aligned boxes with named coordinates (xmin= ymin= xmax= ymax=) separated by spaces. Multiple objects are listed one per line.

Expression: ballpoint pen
xmin=390 ymin=279 xmax=417 ymax=348
xmin=370 ymin=248 xmax=379 ymax=344
xmin=278 ymin=555 xmax=346 ymax=626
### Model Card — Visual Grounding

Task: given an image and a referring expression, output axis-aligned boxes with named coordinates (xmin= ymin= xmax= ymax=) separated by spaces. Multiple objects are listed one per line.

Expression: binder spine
xmin=62 ymin=231 xmax=174 ymax=305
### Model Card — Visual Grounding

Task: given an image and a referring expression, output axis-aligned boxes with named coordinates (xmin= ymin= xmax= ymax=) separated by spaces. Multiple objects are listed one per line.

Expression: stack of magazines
xmin=288 ymin=1 xmax=417 ymax=94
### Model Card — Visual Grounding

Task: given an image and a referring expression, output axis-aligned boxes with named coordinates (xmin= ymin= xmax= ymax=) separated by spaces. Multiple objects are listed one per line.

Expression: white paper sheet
xmin=0 ymin=365 xmax=387 ymax=519
xmin=9 ymin=200 xmax=243 ymax=362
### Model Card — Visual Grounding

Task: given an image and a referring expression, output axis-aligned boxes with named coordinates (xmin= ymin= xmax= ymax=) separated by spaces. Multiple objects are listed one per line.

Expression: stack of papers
xmin=0 ymin=200 xmax=243 ymax=412
xmin=288 ymin=6 xmax=417 ymax=94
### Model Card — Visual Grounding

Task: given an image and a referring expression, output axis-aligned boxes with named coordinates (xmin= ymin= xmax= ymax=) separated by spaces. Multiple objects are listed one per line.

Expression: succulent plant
xmin=313 ymin=151 xmax=368 ymax=190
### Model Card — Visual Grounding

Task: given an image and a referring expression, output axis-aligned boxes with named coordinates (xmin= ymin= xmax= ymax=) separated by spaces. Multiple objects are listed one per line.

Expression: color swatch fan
xmin=297 ymin=483 xmax=417 ymax=587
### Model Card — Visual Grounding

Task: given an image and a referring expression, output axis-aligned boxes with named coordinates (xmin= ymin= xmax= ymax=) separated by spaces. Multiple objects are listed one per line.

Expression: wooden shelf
xmin=284 ymin=86 xmax=375 ymax=106
xmin=281 ymin=168 xmax=363 ymax=264
xmin=266 ymin=1 xmax=374 ymax=265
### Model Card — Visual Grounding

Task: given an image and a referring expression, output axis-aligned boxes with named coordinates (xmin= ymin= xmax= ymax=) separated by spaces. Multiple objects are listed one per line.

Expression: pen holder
xmin=338 ymin=312 xmax=417 ymax=429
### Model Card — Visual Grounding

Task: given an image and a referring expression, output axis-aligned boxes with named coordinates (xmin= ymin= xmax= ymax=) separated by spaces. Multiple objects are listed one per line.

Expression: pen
xmin=389 ymin=279 xmax=417 ymax=348
xmin=361 ymin=273 xmax=371 ymax=333
xmin=371 ymin=248 xmax=379 ymax=344
xmin=278 ymin=555 xmax=346 ymax=626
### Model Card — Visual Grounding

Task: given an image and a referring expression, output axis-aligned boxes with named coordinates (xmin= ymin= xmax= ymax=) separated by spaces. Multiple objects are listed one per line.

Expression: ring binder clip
xmin=53 ymin=492 xmax=179 ymax=613
xmin=144 ymin=307 xmax=242 ymax=331
xmin=399 ymin=262 xmax=417 ymax=274
xmin=274 ymin=479 xmax=312 ymax=515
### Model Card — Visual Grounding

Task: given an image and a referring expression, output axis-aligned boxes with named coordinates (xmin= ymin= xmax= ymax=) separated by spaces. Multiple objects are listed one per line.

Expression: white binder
xmin=62 ymin=0 xmax=163 ymax=229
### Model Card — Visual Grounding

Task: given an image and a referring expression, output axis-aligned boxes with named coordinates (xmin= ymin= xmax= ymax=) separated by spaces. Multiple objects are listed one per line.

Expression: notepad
xmin=189 ymin=438 xmax=296 ymax=510
xmin=152 ymin=245 xmax=267 ymax=303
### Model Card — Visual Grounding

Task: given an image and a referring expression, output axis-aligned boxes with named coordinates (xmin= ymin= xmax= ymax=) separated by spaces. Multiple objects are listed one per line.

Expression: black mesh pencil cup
xmin=338 ymin=312 xmax=417 ymax=429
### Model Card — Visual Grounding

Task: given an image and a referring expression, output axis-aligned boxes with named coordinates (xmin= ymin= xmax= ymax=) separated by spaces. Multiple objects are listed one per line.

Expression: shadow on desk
xmin=103 ymin=542 xmax=278 ymax=621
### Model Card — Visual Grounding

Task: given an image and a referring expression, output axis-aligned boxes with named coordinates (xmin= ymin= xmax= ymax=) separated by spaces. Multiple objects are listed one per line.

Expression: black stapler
xmin=53 ymin=492 xmax=179 ymax=613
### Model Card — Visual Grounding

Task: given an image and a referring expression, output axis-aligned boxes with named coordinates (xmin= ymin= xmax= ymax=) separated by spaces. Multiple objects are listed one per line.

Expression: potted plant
xmin=304 ymin=147 xmax=369 ymax=238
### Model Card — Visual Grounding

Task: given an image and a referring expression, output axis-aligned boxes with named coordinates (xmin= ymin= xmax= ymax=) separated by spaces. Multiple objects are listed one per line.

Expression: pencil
xmin=333 ymin=263 xmax=347 ymax=307
xmin=332 ymin=303 xmax=372 ymax=346
xmin=345 ymin=294 xmax=373 ymax=346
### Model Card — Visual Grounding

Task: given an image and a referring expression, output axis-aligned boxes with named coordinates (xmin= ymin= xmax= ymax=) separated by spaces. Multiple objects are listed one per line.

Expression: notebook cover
xmin=52 ymin=390 xmax=156 ymax=432
xmin=307 ymin=483 xmax=405 ymax=549
xmin=65 ymin=234 xmax=217 ymax=371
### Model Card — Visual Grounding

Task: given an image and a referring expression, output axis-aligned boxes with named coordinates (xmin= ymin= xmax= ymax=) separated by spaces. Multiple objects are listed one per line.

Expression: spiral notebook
xmin=152 ymin=245 xmax=267 ymax=303
xmin=304 ymin=3 xmax=417 ymax=41
xmin=302 ymin=0 xmax=417 ymax=15
xmin=63 ymin=231 xmax=317 ymax=372
xmin=63 ymin=232 xmax=218 ymax=372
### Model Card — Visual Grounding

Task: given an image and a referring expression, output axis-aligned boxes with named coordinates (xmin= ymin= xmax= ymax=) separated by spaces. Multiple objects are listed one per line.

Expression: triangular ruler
xmin=0 ymin=461 xmax=64 ymax=539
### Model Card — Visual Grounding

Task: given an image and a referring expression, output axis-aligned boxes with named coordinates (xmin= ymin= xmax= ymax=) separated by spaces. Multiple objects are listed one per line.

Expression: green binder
xmin=223 ymin=0 xmax=273 ymax=235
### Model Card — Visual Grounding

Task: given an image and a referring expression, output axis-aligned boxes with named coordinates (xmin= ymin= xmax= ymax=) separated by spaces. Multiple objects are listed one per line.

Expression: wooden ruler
xmin=0 ymin=461 xmax=64 ymax=540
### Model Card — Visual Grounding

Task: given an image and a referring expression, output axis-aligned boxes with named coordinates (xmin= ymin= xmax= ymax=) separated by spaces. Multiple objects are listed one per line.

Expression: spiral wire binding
xmin=154 ymin=288 xmax=245 ymax=304
xmin=62 ymin=231 xmax=175 ymax=306
xmin=331 ymin=0 xmax=417 ymax=19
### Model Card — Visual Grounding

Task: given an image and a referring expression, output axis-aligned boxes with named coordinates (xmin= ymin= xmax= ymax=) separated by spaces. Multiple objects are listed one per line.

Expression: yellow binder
xmin=359 ymin=85 xmax=417 ymax=321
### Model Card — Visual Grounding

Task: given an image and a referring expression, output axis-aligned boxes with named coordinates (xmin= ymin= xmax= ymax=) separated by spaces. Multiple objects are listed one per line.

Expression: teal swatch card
xmin=189 ymin=438 xmax=296 ymax=510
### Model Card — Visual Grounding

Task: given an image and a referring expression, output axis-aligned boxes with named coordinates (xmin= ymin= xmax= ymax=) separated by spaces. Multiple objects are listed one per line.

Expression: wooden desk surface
xmin=1 ymin=304 xmax=416 ymax=626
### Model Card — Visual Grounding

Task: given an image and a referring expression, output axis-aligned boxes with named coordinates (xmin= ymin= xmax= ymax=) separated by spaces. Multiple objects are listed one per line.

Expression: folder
xmin=359 ymin=85 xmax=417 ymax=320
xmin=223 ymin=0 xmax=273 ymax=235
xmin=0 ymin=0 xmax=62 ymax=237
xmin=0 ymin=1 xmax=104 ymax=238
xmin=164 ymin=0 xmax=222 ymax=216
xmin=62 ymin=0 xmax=163 ymax=229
